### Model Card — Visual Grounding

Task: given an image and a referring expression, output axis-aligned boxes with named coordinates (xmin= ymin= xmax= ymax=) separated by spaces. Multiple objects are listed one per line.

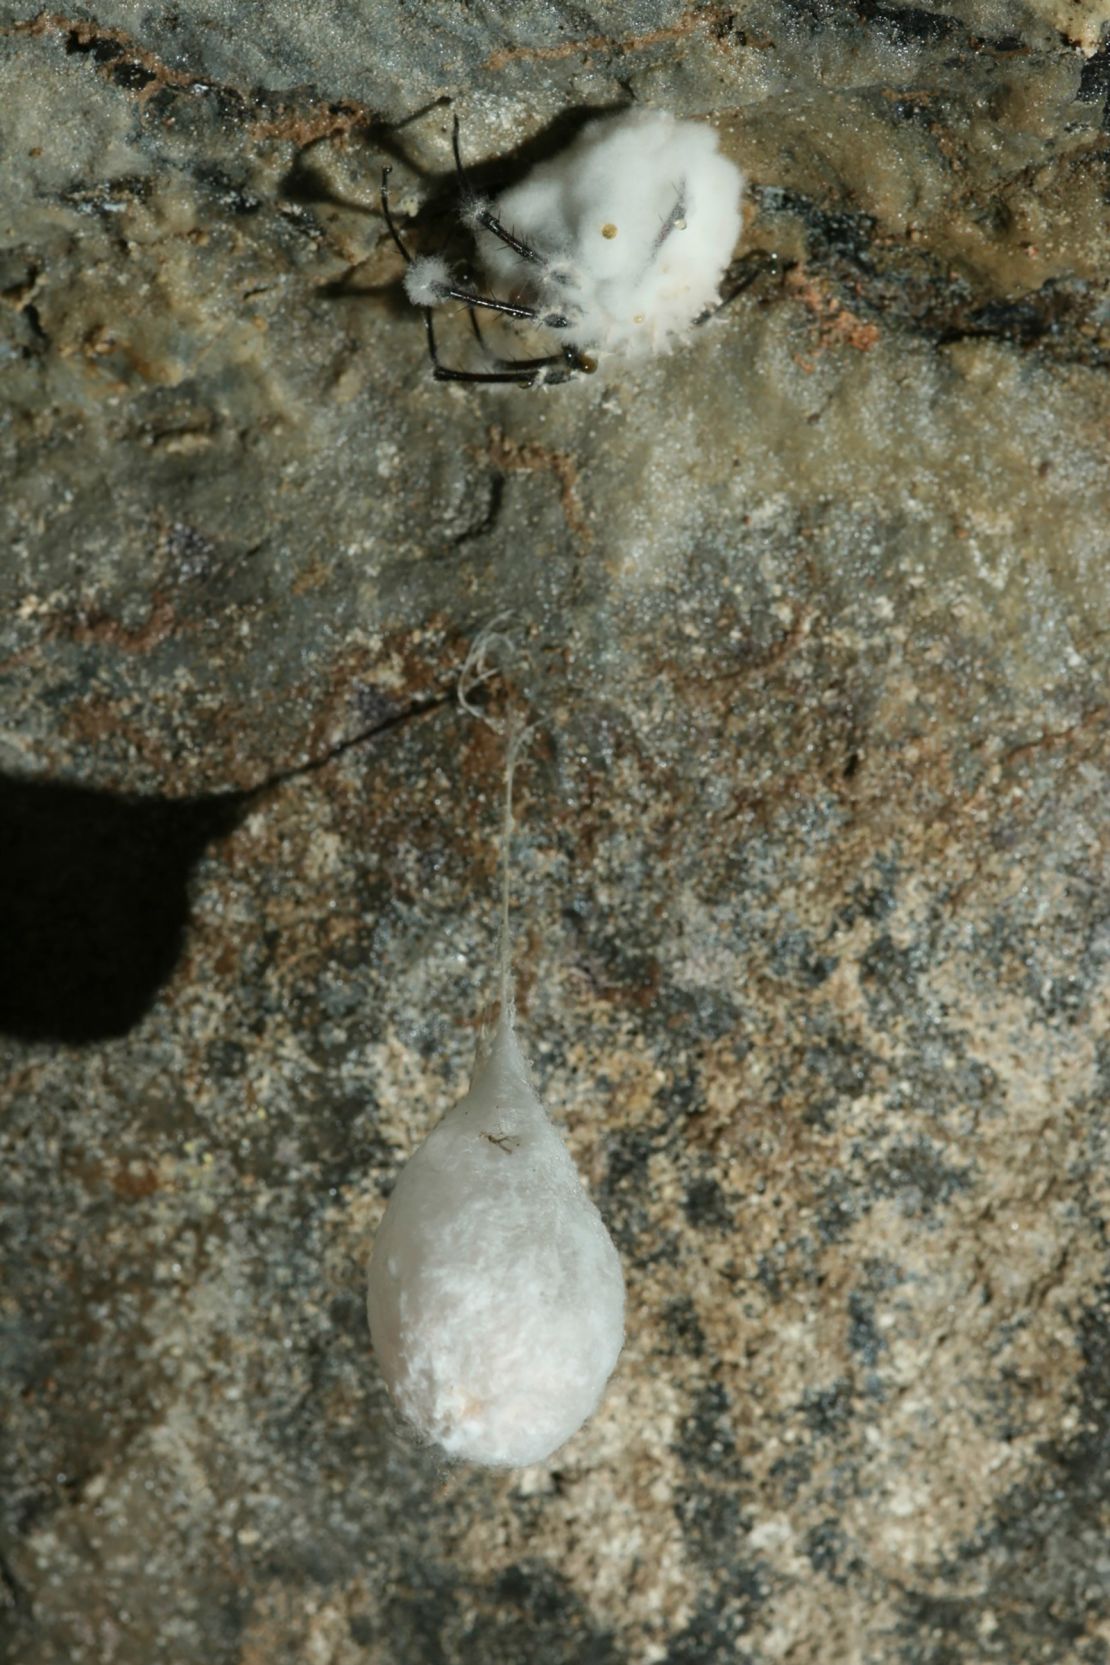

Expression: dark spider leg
xmin=467 ymin=206 xmax=549 ymax=266
xmin=379 ymin=162 xmax=549 ymax=317
xmin=428 ymin=281 xmax=569 ymax=328
xmin=695 ymin=250 xmax=780 ymax=323
xmin=466 ymin=303 xmax=488 ymax=351
xmin=380 ymin=170 xmax=534 ymax=383
xmin=427 ymin=312 xmax=594 ymax=384
xmin=451 ymin=115 xmax=548 ymax=267
xmin=488 ymin=343 xmax=597 ymax=376
xmin=491 ymin=347 xmax=589 ymax=374
xmin=379 ymin=165 xmax=413 ymax=263
xmin=466 ymin=306 xmax=596 ymax=376
xmin=381 ymin=159 xmax=587 ymax=384
xmin=423 ymin=310 xmax=540 ymax=386
xmin=650 ymin=184 xmax=688 ymax=256
xmin=379 ymin=171 xmax=554 ymax=324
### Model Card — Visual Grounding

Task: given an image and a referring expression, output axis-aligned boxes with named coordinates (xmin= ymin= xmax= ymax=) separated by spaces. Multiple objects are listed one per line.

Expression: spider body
xmin=384 ymin=109 xmax=745 ymax=386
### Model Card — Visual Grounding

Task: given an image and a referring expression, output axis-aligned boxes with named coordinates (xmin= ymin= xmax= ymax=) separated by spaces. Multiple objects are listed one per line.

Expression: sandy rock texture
xmin=1 ymin=2 xmax=1108 ymax=1662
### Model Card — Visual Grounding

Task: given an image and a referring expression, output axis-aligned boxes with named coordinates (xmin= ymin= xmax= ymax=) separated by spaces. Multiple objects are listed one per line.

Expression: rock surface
xmin=1 ymin=3 xmax=1108 ymax=1662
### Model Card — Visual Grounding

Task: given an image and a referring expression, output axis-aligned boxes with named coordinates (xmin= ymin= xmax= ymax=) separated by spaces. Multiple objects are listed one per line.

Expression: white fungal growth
xmin=478 ymin=108 xmax=744 ymax=356
xmin=366 ymin=1012 xmax=625 ymax=1466
xmin=403 ymin=254 xmax=450 ymax=307
xmin=367 ymin=701 xmax=625 ymax=1467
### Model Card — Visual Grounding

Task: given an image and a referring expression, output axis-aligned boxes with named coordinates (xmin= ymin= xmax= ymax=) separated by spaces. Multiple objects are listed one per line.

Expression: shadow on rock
xmin=0 ymin=773 xmax=248 ymax=1044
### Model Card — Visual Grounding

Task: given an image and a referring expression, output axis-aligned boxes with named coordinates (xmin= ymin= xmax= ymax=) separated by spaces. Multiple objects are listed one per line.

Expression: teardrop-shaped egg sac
xmin=367 ymin=1019 xmax=625 ymax=1467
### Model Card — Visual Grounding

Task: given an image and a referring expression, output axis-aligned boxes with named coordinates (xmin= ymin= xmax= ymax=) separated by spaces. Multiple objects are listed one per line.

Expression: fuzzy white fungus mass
xmin=367 ymin=1014 xmax=625 ymax=1466
xmin=476 ymin=107 xmax=744 ymax=357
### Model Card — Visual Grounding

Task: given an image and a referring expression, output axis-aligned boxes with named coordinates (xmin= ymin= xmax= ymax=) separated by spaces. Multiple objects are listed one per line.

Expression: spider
xmin=381 ymin=108 xmax=745 ymax=388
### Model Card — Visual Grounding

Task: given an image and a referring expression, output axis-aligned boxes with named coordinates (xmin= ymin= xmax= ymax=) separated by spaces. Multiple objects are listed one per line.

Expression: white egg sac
xmin=477 ymin=107 xmax=744 ymax=356
xmin=367 ymin=1018 xmax=625 ymax=1467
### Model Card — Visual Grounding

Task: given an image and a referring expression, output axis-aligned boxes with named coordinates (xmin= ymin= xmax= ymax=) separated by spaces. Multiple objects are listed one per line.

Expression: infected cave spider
xmin=381 ymin=108 xmax=745 ymax=387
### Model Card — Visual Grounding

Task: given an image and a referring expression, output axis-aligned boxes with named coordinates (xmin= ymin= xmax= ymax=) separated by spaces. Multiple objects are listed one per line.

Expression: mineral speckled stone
xmin=2 ymin=3 xmax=1109 ymax=1664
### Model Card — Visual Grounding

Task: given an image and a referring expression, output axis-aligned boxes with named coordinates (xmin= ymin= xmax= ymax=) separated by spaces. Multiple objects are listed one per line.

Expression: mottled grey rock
xmin=1 ymin=3 xmax=1108 ymax=1663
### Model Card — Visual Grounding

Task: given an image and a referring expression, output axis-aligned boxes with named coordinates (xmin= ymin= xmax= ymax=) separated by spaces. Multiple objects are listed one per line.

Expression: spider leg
xmin=382 ymin=170 xmax=554 ymax=373
xmin=651 ymin=183 xmax=689 ymax=255
xmin=428 ymin=280 xmax=569 ymax=329
xmin=450 ymin=114 xmax=469 ymax=189
xmin=468 ymin=206 xmax=548 ymax=267
xmin=469 ymin=205 xmax=545 ymax=266
xmin=452 ymin=115 xmax=547 ymax=267
xmin=426 ymin=314 xmax=596 ymax=385
xmin=384 ymin=195 xmax=558 ymax=323
xmin=379 ymin=166 xmax=413 ymax=263
xmin=466 ymin=303 xmax=486 ymax=350
xmin=423 ymin=310 xmax=539 ymax=386
xmin=696 ymin=249 xmax=780 ymax=323
xmin=465 ymin=309 xmax=596 ymax=377
xmin=383 ymin=139 xmax=589 ymax=386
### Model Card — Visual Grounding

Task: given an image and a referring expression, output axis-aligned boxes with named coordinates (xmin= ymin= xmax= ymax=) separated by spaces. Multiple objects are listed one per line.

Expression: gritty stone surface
xmin=1 ymin=3 xmax=1109 ymax=1663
